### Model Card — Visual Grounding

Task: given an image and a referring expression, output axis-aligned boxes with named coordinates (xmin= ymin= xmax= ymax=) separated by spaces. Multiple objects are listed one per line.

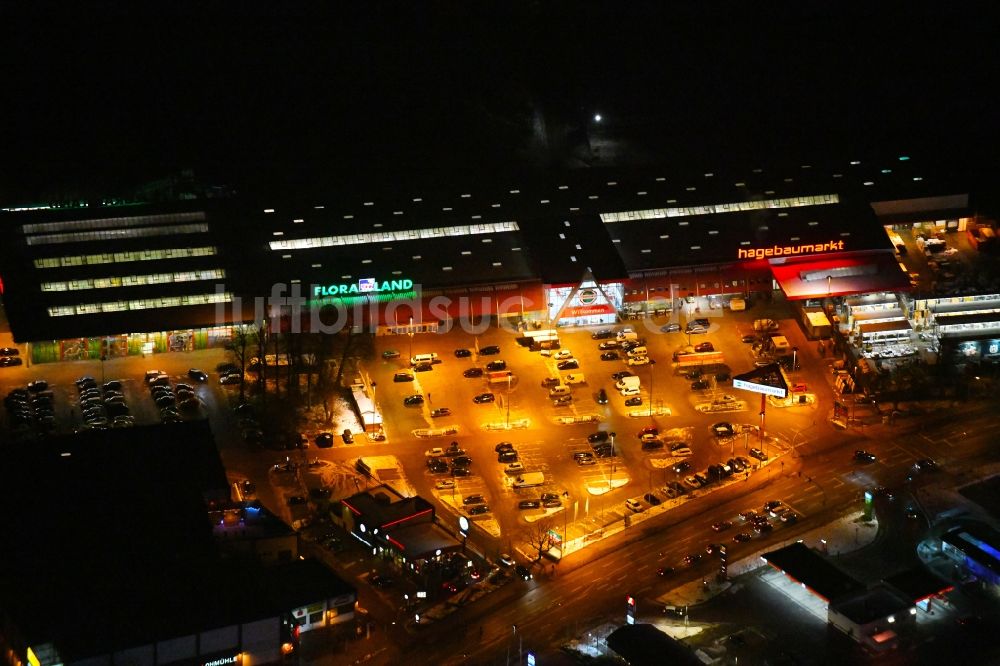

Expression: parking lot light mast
xmin=608 ymin=432 xmax=617 ymax=492
xmin=648 ymin=359 xmax=657 ymax=417
xmin=408 ymin=317 xmax=414 ymax=361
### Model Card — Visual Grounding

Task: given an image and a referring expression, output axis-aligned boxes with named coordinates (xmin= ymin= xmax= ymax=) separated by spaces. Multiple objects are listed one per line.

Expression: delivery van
xmin=617 ymin=330 xmax=639 ymax=341
xmin=410 ymin=353 xmax=440 ymax=366
xmin=549 ymin=385 xmax=571 ymax=397
xmin=626 ymin=346 xmax=648 ymax=358
xmin=615 ymin=376 xmax=641 ymax=391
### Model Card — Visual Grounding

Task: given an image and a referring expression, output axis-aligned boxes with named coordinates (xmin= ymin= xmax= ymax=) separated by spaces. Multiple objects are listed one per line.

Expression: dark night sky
xmin=2 ymin=4 xmax=997 ymax=203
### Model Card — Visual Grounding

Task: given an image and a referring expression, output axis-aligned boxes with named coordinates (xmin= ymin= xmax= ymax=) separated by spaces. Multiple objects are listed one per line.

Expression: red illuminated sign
xmin=737 ymin=240 xmax=845 ymax=260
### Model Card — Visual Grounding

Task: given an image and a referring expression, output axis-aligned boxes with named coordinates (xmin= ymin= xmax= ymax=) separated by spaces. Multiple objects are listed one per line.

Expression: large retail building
xmin=0 ymin=155 xmax=989 ymax=363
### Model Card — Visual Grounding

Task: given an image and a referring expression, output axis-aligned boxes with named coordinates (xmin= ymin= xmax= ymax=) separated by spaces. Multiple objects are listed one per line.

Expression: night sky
xmin=3 ymin=5 xmax=996 ymax=203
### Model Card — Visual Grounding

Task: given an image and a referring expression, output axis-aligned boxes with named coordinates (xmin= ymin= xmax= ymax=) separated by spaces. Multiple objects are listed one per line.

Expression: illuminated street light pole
xmin=506 ymin=371 xmax=512 ymax=428
xmin=408 ymin=317 xmax=414 ymax=361
xmin=648 ymin=359 xmax=657 ymax=417
xmin=608 ymin=432 xmax=617 ymax=492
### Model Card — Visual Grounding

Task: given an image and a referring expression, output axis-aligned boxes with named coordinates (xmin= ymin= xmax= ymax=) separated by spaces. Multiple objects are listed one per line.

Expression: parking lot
xmin=0 ymin=297 xmax=834 ymax=561
xmin=366 ymin=300 xmax=829 ymax=550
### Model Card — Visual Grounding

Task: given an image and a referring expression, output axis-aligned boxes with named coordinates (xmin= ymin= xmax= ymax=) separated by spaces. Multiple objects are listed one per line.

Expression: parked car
xmin=643 ymin=493 xmax=662 ymax=506
xmin=591 ymin=329 xmax=614 ymax=340
xmin=473 ymin=393 xmax=495 ymax=404
xmin=394 ymin=371 xmax=414 ymax=382
xmin=404 ymin=394 xmax=425 ymax=406
xmin=660 ymin=323 xmax=681 ymax=333
xmin=342 ymin=429 xmax=354 ymax=444
xmin=854 ymin=449 xmax=877 ymax=463
xmin=464 ymin=367 xmax=484 ymax=378
xmin=27 ymin=380 xmax=48 ymax=392
xmin=642 ymin=439 xmax=665 ymax=451
xmin=557 ymin=359 xmax=579 ymax=370
xmin=600 ymin=351 xmax=620 ymax=361
xmin=454 ymin=348 xmax=472 ymax=358
xmin=480 ymin=345 xmax=501 ymax=355
xmin=220 ymin=373 xmax=242 ymax=385
xmin=690 ymin=379 xmax=709 ymax=390
xmin=625 ymin=498 xmax=644 ymax=512
xmin=462 ymin=494 xmax=485 ymax=506
xmin=712 ymin=422 xmax=735 ymax=437
xmin=518 ymin=499 xmax=541 ymax=510
xmin=598 ymin=340 xmax=621 ymax=350
xmin=187 ymin=368 xmax=208 ymax=382
xmin=694 ymin=342 xmax=715 ymax=353
xmin=672 ymin=461 xmax=691 ymax=474
xmin=486 ymin=360 xmax=507 ymax=372
xmin=431 ymin=407 xmax=452 ymax=418
xmin=382 ymin=350 xmax=401 ymax=359
xmin=748 ymin=447 xmax=768 ymax=461
xmin=625 ymin=396 xmax=642 ymax=406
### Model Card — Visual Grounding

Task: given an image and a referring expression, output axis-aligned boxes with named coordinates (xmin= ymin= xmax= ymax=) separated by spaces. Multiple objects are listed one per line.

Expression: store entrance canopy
xmin=769 ymin=253 xmax=911 ymax=300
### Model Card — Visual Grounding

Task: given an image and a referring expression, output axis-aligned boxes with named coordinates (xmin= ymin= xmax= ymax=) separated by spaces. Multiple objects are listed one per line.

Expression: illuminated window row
xmin=22 ymin=211 xmax=206 ymax=235
xmin=25 ymin=223 xmax=210 ymax=246
xmin=600 ymin=194 xmax=840 ymax=223
xmin=269 ymin=221 xmax=520 ymax=251
xmin=33 ymin=246 xmax=218 ymax=269
xmin=47 ymin=291 xmax=232 ymax=317
xmin=40 ymin=269 xmax=226 ymax=292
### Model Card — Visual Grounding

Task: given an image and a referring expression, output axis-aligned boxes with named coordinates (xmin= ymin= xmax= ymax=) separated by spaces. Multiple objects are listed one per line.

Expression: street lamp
xmin=648 ymin=359 xmax=657 ymax=417
xmin=505 ymin=371 xmax=512 ymax=428
xmin=608 ymin=432 xmax=617 ymax=491
xmin=369 ymin=381 xmax=377 ymax=434
xmin=562 ymin=490 xmax=571 ymax=560
xmin=408 ymin=317 xmax=414 ymax=361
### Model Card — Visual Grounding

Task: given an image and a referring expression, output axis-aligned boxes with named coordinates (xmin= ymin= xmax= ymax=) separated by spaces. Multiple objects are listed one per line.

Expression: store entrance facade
xmin=546 ymin=279 xmax=623 ymax=327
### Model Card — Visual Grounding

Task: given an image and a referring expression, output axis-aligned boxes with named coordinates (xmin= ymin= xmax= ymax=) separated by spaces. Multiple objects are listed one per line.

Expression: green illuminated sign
xmin=313 ymin=278 xmax=414 ymax=298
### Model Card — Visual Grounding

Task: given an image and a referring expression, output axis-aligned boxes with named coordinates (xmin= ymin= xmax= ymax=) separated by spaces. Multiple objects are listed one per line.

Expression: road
xmin=378 ymin=399 xmax=1000 ymax=665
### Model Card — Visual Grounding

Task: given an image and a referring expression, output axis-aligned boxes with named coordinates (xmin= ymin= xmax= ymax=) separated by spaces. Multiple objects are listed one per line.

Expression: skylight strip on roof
xmin=599 ymin=194 xmax=839 ymax=223
xmin=22 ymin=211 xmax=206 ymax=235
xmin=268 ymin=221 xmax=520 ymax=251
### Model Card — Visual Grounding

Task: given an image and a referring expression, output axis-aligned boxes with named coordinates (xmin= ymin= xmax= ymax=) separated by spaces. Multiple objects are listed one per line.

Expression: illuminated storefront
xmin=546 ymin=279 xmax=623 ymax=327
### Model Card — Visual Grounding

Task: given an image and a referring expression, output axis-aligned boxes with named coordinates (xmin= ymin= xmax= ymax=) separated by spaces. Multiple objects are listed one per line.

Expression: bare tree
xmin=518 ymin=516 xmax=557 ymax=563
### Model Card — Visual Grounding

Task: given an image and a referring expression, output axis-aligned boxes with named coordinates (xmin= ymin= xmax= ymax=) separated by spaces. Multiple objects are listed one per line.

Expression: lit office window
xmin=40 ymin=268 xmax=225 ymax=292
xmin=22 ymin=211 xmax=206 ymax=235
xmin=47 ymin=291 xmax=233 ymax=317
xmin=600 ymin=194 xmax=839 ymax=223
xmin=26 ymin=223 xmax=209 ymax=246
xmin=268 ymin=221 xmax=520 ymax=251
xmin=33 ymin=246 xmax=218 ymax=269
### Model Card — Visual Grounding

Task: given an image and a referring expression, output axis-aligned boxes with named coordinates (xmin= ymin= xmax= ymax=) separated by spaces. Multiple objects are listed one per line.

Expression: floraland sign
xmin=313 ymin=278 xmax=414 ymax=297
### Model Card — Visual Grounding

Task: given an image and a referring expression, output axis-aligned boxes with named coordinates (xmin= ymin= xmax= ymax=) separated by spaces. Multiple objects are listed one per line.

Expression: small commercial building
xmin=335 ymin=484 xmax=463 ymax=564
xmin=940 ymin=523 xmax=1000 ymax=587
xmin=762 ymin=542 xmax=921 ymax=652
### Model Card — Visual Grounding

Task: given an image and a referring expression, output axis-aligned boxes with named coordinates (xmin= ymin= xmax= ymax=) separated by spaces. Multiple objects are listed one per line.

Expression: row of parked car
xmin=75 ymin=376 xmax=135 ymax=430
xmin=4 ymin=380 xmax=55 ymax=433
xmin=0 ymin=346 xmax=23 ymax=367
xmin=144 ymin=370 xmax=203 ymax=423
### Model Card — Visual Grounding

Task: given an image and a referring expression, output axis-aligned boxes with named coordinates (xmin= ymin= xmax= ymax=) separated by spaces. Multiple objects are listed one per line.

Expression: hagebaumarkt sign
xmin=737 ymin=240 xmax=845 ymax=261
xmin=313 ymin=278 xmax=414 ymax=297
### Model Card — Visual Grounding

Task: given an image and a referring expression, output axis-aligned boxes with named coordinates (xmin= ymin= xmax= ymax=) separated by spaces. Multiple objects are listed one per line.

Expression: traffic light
xmin=626 ymin=595 xmax=637 ymax=624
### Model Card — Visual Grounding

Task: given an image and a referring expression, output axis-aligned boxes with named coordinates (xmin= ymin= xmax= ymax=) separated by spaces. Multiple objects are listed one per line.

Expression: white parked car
xmin=670 ymin=446 xmax=693 ymax=457
xmin=563 ymin=373 xmax=586 ymax=385
xmin=425 ymin=447 xmax=445 ymax=457
xmin=505 ymin=462 xmax=525 ymax=474
xmin=435 ymin=479 xmax=456 ymax=490
xmin=554 ymin=349 xmax=574 ymax=360
xmin=625 ymin=498 xmax=644 ymax=512
xmin=627 ymin=355 xmax=650 ymax=366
